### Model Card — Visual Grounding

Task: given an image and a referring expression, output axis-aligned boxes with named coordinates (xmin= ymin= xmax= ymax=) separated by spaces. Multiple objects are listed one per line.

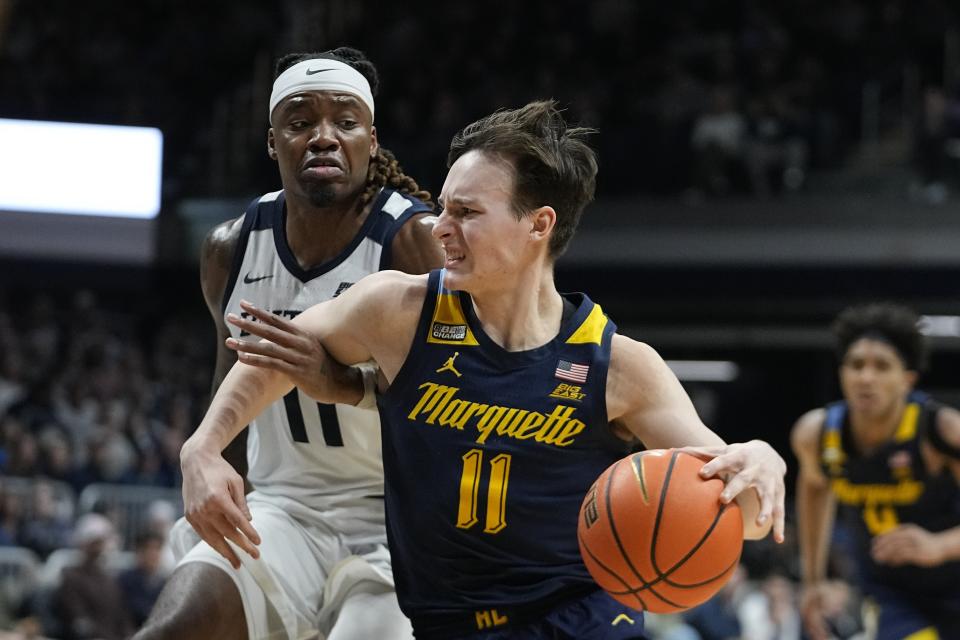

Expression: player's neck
xmin=470 ymin=264 xmax=563 ymax=352
xmin=284 ymin=196 xmax=368 ymax=270
xmin=848 ymin=397 xmax=907 ymax=453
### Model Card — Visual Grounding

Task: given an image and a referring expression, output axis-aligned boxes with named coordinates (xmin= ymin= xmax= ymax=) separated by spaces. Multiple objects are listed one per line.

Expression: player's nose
xmin=307 ymin=121 xmax=339 ymax=150
xmin=432 ymin=210 xmax=452 ymax=240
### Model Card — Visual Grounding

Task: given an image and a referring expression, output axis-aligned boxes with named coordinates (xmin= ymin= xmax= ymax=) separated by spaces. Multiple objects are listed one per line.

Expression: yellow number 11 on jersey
xmin=457 ymin=449 xmax=512 ymax=533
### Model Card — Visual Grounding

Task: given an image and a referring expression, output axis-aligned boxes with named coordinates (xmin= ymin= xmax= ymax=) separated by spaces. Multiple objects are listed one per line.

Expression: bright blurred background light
xmin=0 ymin=118 xmax=162 ymax=219
xmin=919 ymin=315 xmax=960 ymax=337
xmin=666 ymin=360 xmax=740 ymax=382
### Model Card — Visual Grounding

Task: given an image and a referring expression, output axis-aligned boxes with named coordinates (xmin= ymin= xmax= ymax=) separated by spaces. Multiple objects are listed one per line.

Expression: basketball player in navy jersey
xmin=135 ymin=48 xmax=442 ymax=640
xmin=792 ymin=303 xmax=960 ymax=640
xmin=181 ymin=101 xmax=786 ymax=639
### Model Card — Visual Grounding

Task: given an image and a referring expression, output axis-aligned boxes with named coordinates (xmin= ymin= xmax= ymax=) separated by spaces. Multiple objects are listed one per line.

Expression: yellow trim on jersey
xmin=428 ymin=293 xmax=480 ymax=345
xmin=566 ymin=304 xmax=607 ymax=345
xmin=903 ymin=627 xmax=939 ymax=640
xmin=894 ymin=402 xmax=920 ymax=443
xmin=821 ymin=428 xmax=847 ymax=467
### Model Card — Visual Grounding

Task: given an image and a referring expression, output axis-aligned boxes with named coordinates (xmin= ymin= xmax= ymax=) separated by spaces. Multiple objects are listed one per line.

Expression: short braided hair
xmin=361 ymin=147 xmax=433 ymax=209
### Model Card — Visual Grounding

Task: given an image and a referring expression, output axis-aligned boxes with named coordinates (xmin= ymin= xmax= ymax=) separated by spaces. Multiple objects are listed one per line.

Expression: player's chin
xmin=441 ymin=264 xmax=472 ymax=289
xmin=301 ymin=182 xmax=339 ymax=208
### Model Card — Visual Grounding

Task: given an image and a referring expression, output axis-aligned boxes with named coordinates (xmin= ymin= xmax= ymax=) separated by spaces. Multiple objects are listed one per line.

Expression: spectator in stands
xmin=143 ymin=499 xmax=177 ymax=574
xmin=684 ymin=564 xmax=748 ymax=639
xmin=18 ymin=481 xmax=71 ymax=560
xmin=743 ymin=87 xmax=810 ymax=196
xmin=0 ymin=483 xmax=22 ymax=546
xmin=54 ymin=513 xmax=131 ymax=640
xmin=119 ymin=532 xmax=167 ymax=628
xmin=690 ymin=84 xmax=748 ymax=197
xmin=912 ymin=85 xmax=960 ymax=205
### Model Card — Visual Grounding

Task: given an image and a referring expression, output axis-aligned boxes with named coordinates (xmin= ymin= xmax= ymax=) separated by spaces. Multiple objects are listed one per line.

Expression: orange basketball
xmin=578 ymin=449 xmax=743 ymax=613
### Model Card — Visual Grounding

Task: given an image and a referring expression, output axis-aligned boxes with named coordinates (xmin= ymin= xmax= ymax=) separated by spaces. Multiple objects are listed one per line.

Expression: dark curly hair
xmin=832 ymin=302 xmax=927 ymax=371
xmin=273 ymin=47 xmax=431 ymax=208
xmin=448 ymin=100 xmax=597 ymax=258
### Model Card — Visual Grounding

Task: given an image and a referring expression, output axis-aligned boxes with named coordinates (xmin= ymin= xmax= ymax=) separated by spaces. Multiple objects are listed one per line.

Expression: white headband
xmin=269 ymin=58 xmax=375 ymax=122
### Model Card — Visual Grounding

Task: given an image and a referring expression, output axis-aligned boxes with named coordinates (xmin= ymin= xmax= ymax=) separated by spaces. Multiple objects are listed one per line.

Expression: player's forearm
xmin=184 ymin=362 xmax=294 ymax=456
xmin=934 ymin=525 xmax=960 ymax=563
xmin=796 ymin=477 xmax=835 ymax=583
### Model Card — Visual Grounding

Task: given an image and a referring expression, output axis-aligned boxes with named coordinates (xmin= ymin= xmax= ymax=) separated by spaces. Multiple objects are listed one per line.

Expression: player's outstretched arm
xmin=607 ymin=334 xmax=785 ymax=542
xmin=790 ymin=408 xmax=835 ymax=640
xmin=224 ymin=270 xmax=426 ymax=390
xmin=181 ymin=271 xmax=422 ymax=568
xmin=199 ymin=219 xmax=250 ymax=482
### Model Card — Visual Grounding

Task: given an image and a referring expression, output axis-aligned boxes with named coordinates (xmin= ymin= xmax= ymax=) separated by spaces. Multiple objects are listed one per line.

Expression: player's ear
xmin=905 ymin=369 xmax=919 ymax=389
xmin=369 ymin=125 xmax=379 ymax=158
xmin=267 ymin=128 xmax=278 ymax=161
xmin=529 ymin=206 xmax=557 ymax=243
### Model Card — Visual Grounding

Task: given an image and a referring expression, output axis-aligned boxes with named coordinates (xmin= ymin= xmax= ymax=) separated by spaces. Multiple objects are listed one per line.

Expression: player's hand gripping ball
xmin=578 ymin=449 xmax=743 ymax=613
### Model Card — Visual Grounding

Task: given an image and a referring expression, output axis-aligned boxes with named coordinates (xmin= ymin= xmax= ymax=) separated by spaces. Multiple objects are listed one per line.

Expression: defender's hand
xmin=226 ymin=300 xmax=360 ymax=405
xmin=181 ymin=441 xmax=261 ymax=569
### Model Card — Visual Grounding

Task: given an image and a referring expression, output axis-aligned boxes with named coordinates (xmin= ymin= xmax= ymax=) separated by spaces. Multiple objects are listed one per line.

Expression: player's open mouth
xmin=444 ymin=252 xmax=465 ymax=267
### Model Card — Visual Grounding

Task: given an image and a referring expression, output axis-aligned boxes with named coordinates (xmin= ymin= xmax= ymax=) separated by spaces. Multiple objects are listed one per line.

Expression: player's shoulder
xmin=934 ymin=404 xmax=960 ymax=440
xmin=201 ymin=216 xmax=244 ymax=262
xmin=346 ymin=270 xmax=431 ymax=309
xmin=606 ymin=334 xmax=675 ymax=415
xmin=609 ymin=334 xmax=667 ymax=375
xmin=791 ymin=407 xmax=827 ymax=453
xmin=388 ymin=212 xmax=443 ymax=274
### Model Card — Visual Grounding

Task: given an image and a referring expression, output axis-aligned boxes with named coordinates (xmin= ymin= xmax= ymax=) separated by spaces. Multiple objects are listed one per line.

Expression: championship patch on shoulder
xmin=431 ymin=322 xmax=467 ymax=341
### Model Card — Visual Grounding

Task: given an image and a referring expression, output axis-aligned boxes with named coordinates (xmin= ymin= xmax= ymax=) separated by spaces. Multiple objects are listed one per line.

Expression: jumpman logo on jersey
xmin=436 ymin=352 xmax=462 ymax=377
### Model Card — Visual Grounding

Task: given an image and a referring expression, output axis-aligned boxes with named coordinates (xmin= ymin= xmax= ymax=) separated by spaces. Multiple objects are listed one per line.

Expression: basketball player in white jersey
xmin=134 ymin=47 xmax=442 ymax=640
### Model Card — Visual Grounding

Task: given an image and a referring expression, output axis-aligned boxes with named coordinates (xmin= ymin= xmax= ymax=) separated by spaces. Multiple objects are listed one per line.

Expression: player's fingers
xmin=194 ymin=521 xmax=242 ymax=569
xmin=233 ymin=350 xmax=300 ymax=375
xmin=226 ymin=315 xmax=303 ymax=349
xmin=238 ymin=300 xmax=302 ymax=333
xmin=211 ymin=513 xmax=260 ymax=560
xmin=752 ymin=483 xmax=774 ymax=525
xmin=226 ymin=336 xmax=300 ymax=363
xmin=212 ymin=538 xmax=243 ymax=569
xmin=696 ymin=453 xmax=746 ymax=480
xmin=717 ymin=471 xmax=750 ymax=504
xmin=228 ymin=479 xmax=260 ymax=545
xmin=676 ymin=444 xmax=727 ymax=462
xmin=770 ymin=492 xmax=785 ymax=543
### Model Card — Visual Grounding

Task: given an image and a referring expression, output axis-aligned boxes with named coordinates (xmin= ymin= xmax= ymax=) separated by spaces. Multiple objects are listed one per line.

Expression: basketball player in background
xmin=182 ymin=100 xmax=786 ymax=639
xmin=792 ymin=303 xmax=960 ymax=640
xmin=135 ymin=47 xmax=442 ymax=640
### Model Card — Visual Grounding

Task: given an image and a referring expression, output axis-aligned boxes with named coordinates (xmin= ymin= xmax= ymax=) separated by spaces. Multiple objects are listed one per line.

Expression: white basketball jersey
xmin=221 ymin=188 xmax=431 ymax=511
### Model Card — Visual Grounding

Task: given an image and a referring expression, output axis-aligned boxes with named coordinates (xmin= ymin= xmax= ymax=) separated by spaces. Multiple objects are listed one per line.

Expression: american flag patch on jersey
xmin=555 ymin=359 xmax=589 ymax=383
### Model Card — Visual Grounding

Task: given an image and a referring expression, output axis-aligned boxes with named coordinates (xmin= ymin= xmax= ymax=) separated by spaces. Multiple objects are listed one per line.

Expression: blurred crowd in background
xmin=0 ymin=290 xmax=209 ymax=637
xmin=2 ymin=0 xmax=960 ymax=202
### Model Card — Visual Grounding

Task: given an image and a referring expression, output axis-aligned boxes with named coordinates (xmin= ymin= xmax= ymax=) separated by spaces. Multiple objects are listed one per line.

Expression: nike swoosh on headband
xmin=305 ymin=68 xmax=334 ymax=75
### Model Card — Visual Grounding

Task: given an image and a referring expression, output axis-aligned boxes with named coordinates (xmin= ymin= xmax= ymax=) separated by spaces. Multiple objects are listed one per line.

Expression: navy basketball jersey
xmin=221 ymin=188 xmax=430 ymax=522
xmin=819 ymin=395 xmax=960 ymax=594
xmin=379 ymin=269 xmax=632 ymax=637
